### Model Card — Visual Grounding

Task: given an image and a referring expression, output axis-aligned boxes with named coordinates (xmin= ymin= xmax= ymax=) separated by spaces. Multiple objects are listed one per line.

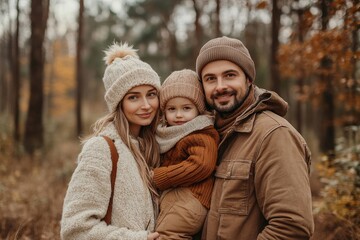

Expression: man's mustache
xmin=211 ymin=89 xmax=236 ymax=99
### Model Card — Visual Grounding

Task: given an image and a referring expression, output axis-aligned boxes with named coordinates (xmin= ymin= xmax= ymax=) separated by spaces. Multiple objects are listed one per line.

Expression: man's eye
xmin=205 ymin=76 xmax=215 ymax=82
xmin=225 ymin=73 xmax=235 ymax=78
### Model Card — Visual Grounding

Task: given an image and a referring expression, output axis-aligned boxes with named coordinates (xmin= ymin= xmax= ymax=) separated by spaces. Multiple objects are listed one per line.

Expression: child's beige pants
xmin=155 ymin=188 xmax=207 ymax=240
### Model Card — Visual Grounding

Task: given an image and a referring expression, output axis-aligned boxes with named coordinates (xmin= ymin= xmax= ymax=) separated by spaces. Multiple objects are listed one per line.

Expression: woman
xmin=61 ymin=42 xmax=161 ymax=240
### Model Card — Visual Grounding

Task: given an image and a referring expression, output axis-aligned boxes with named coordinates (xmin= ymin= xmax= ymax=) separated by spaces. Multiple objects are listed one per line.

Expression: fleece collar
xmin=156 ymin=115 xmax=214 ymax=153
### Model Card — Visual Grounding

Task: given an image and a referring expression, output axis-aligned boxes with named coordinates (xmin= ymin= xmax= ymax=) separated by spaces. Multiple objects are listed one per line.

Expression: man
xmin=196 ymin=36 xmax=314 ymax=239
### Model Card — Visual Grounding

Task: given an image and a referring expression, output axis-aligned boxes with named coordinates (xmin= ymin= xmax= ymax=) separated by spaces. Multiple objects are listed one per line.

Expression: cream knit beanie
xmin=196 ymin=36 xmax=256 ymax=82
xmin=102 ymin=42 xmax=161 ymax=112
xmin=160 ymin=69 xmax=206 ymax=114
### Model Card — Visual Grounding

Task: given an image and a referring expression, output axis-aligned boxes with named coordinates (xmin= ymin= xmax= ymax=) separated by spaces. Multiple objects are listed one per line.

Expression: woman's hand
xmin=147 ymin=232 xmax=160 ymax=240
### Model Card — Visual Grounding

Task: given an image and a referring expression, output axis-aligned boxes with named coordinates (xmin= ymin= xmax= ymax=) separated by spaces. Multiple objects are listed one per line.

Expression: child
xmin=61 ymin=42 xmax=161 ymax=240
xmin=152 ymin=69 xmax=219 ymax=239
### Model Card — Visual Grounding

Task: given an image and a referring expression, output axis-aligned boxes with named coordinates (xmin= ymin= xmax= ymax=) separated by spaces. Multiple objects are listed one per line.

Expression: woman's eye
xmin=128 ymin=95 xmax=137 ymax=100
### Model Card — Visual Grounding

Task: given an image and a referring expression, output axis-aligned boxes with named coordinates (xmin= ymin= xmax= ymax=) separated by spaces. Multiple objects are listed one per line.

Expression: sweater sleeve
xmin=255 ymin=127 xmax=314 ymax=240
xmin=153 ymin=133 xmax=218 ymax=191
xmin=61 ymin=137 xmax=148 ymax=240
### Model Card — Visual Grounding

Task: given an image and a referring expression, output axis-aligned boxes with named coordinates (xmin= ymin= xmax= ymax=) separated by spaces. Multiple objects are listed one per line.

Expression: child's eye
xmin=148 ymin=91 xmax=158 ymax=98
xmin=166 ymin=107 xmax=175 ymax=112
xmin=183 ymin=106 xmax=192 ymax=111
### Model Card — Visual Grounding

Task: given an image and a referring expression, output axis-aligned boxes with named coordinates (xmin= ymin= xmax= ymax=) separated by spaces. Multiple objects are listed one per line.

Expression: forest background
xmin=0 ymin=0 xmax=359 ymax=239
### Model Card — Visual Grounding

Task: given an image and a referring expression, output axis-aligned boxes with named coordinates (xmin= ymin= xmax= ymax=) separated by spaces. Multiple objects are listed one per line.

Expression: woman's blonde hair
xmin=84 ymin=102 xmax=161 ymax=216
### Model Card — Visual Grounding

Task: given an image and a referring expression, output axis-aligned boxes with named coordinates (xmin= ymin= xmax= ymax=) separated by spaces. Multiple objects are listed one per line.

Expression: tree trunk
xmin=168 ymin=32 xmax=177 ymax=71
xmin=163 ymin=11 xmax=177 ymax=71
xmin=1 ymin=0 xmax=11 ymax=114
xmin=270 ymin=0 xmax=280 ymax=94
xmin=0 ymin=39 xmax=6 ymax=113
xmin=7 ymin=0 xmax=14 ymax=117
xmin=24 ymin=0 xmax=49 ymax=154
xmin=318 ymin=0 xmax=335 ymax=154
xmin=295 ymin=4 xmax=306 ymax=134
xmin=13 ymin=0 xmax=20 ymax=142
xmin=350 ymin=0 xmax=359 ymax=126
xmin=192 ymin=0 xmax=202 ymax=60
xmin=215 ymin=0 xmax=221 ymax=37
xmin=76 ymin=0 xmax=84 ymax=137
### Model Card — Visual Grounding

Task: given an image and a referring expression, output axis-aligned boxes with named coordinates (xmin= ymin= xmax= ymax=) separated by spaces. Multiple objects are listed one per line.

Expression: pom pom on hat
xmin=160 ymin=69 xmax=206 ymax=114
xmin=196 ymin=36 xmax=256 ymax=82
xmin=103 ymin=42 xmax=139 ymax=65
xmin=102 ymin=42 xmax=161 ymax=112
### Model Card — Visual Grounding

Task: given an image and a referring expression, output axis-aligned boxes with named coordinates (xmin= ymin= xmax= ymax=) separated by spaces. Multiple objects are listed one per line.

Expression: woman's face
xmin=121 ymin=85 xmax=159 ymax=137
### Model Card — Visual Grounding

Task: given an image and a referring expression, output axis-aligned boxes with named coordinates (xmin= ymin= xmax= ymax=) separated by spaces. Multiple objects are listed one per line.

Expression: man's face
xmin=201 ymin=60 xmax=251 ymax=114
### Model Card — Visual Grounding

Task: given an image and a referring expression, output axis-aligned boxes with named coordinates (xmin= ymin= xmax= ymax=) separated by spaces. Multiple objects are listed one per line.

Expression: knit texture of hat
xmin=102 ymin=42 xmax=161 ymax=112
xmin=160 ymin=69 xmax=206 ymax=114
xmin=196 ymin=36 xmax=256 ymax=82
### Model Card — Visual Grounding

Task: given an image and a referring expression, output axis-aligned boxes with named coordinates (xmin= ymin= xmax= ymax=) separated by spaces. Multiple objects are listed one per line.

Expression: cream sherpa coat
xmin=61 ymin=123 xmax=155 ymax=240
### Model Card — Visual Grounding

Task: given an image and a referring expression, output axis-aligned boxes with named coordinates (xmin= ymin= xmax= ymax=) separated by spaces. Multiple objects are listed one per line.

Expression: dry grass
xmin=0 ymin=137 xmax=79 ymax=240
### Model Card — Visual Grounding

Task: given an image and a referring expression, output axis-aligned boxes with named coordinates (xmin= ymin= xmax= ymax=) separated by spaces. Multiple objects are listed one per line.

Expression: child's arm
xmin=153 ymin=132 xmax=218 ymax=191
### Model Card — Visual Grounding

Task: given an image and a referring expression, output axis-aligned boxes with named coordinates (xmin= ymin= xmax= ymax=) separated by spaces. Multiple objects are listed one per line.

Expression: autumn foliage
xmin=277 ymin=1 xmax=360 ymax=238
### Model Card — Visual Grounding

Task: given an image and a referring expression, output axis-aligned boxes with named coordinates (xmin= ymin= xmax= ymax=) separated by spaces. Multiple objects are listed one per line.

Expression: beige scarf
xmin=156 ymin=115 xmax=214 ymax=154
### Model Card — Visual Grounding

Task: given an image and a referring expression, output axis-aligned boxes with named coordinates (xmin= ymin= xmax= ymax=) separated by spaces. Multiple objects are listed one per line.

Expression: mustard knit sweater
xmin=153 ymin=115 xmax=219 ymax=209
xmin=61 ymin=123 xmax=155 ymax=240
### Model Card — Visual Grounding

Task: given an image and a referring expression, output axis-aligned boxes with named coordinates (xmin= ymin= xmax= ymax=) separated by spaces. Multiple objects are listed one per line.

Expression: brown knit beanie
xmin=102 ymin=42 xmax=161 ymax=112
xmin=196 ymin=36 xmax=256 ymax=82
xmin=160 ymin=69 xmax=206 ymax=114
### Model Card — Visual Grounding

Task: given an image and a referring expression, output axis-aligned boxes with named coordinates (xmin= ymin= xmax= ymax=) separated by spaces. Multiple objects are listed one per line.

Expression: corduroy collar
xmin=214 ymin=85 xmax=289 ymax=141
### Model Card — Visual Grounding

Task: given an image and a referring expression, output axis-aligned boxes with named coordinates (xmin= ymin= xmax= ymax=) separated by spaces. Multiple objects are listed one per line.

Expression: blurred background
xmin=0 ymin=0 xmax=359 ymax=239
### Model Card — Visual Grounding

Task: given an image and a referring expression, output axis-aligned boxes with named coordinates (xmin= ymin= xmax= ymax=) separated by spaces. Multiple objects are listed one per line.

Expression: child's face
xmin=164 ymin=97 xmax=199 ymax=126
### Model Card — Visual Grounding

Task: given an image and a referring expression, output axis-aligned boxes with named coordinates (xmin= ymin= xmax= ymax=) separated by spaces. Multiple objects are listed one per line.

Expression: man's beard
xmin=209 ymin=87 xmax=250 ymax=114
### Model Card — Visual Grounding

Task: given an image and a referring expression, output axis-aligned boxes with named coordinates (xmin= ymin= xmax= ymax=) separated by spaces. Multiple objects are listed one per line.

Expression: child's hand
xmin=147 ymin=232 xmax=160 ymax=240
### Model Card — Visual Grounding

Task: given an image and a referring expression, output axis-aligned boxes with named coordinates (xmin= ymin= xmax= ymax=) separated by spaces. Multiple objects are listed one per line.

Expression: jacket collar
xmin=217 ymin=86 xmax=288 ymax=144
xmin=232 ymin=86 xmax=288 ymax=127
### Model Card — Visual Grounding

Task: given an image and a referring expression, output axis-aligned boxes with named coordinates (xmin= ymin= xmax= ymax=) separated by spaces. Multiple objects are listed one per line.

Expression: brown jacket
xmin=203 ymin=87 xmax=314 ymax=240
xmin=153 ymin=126 xmax=220 ymax=209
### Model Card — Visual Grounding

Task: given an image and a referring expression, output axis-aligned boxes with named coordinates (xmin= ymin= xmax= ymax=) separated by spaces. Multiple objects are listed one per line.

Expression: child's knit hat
xmin=102 ymin=42 xmax=161 ymax=112
xmin=160 ymin=69 xmax=206 ymax=114
xmin=196 ymin=36 xmax=256 ymax=82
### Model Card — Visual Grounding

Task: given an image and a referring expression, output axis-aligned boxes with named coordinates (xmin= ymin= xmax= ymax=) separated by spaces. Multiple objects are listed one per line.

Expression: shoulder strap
xmin=101 ymin=135 xmax=119 ymax=225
